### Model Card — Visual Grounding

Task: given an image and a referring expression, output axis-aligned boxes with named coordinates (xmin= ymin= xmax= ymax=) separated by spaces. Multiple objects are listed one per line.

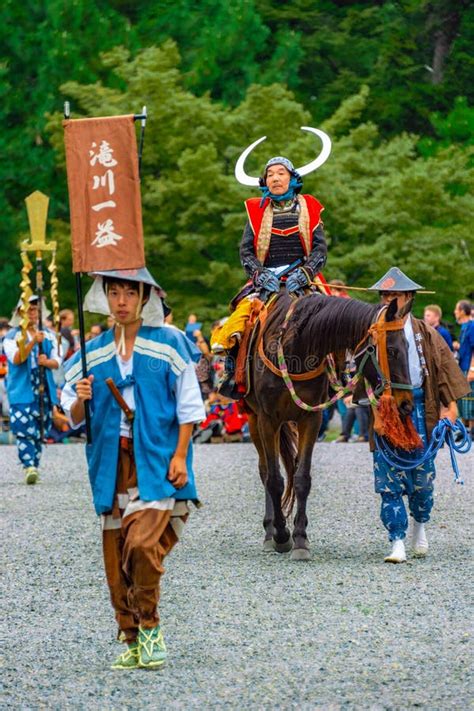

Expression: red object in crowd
xmin=222 ymin=402 xmax=248 ymax=435
xmin=0 ymin=353 xmax=7 ymax=378
xmin=200 ymin=402 xmax=248 ymax=435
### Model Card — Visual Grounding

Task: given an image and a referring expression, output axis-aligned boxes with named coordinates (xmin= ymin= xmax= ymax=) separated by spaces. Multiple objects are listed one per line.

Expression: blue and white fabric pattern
xmin=9 ymin=367 xmax=52 ymax=469
xmin=373 ymin=388 xmax=436 ymax=541
xmin=3 ymin=327 xmax=60 ymax=406
xmin=62 ymin=326 xmax=205 ymax=515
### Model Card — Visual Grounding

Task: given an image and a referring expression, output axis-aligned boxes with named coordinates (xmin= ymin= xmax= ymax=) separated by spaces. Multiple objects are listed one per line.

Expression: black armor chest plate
xmin=263 ymin=211 xmax=305 ymax=268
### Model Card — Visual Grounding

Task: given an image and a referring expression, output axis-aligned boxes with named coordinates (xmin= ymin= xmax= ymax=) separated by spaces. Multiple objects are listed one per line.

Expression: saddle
xmin=234 ymin=282 xmax=333 ymax=397
xmin=234 ymin=298 xmax=266 ymax=397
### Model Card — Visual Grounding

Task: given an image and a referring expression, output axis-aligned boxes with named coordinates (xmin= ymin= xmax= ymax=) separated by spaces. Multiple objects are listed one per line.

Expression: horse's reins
xmin=257 ymin=302 xmax=411 ymax=412
xmin=356 ymin=308 xmax=413 ymax=395
xmin=257 ymin=298 xmax=326 ymax=381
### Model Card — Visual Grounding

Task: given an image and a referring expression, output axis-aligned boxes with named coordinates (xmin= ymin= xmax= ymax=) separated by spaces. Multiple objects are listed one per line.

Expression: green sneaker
xmin=138 ymin=625 xmax=167 ymax=668
xmin=24 ymin=467 xmax=39 ymax=485
xmin=111 ymin=642 xmax=139 ymax=670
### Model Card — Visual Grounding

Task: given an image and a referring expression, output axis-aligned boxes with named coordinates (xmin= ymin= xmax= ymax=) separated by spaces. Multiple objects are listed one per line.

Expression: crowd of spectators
xmin=1 ymin=294 xmax=472 ymax=445
xmin=0 ymin=308 xmax=110 ymax=443
xmin=183 ymin=313 xmax=249 ymax=444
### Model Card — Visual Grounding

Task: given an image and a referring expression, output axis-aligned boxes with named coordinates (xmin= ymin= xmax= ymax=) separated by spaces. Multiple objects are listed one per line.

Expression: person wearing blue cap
xmin=61 ymin=268 xmax=205 ymax=670
xmin=212 ymin=128 xmax=332 ymax=396
xmin=366 ymin=268 xmax=469 ymax=563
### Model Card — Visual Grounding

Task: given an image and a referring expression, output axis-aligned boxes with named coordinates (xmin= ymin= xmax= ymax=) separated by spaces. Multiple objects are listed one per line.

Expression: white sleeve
xmin=3 ymin=336 xmax=20 ymax=364
xmin=61 ymin=380 xmax=84 ymax=429
xmin=174 ymin=361 xmax=206 ymax=424
xmin=48 ymin=332 xmax=63 ymax=367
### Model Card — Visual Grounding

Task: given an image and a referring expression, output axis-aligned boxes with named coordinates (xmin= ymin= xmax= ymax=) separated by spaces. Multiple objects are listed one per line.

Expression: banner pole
xmin=136 ymin=105 xmax=147 ymax=178
xmin=64 ymin=101 xmax=92 ymax=444
xmin=74 ymin=272 xmax=91 ymax=442
xmin=35 ymin=251 xmax=46 ymax=441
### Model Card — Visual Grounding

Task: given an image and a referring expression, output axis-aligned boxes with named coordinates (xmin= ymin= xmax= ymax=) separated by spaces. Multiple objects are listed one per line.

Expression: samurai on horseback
xmin=212 ymin=128 xmax=416 ymax=560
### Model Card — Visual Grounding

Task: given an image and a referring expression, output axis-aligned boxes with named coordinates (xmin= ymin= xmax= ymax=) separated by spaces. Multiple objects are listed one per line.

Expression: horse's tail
xmin=280 ymin=422 xmax=298 ymax=517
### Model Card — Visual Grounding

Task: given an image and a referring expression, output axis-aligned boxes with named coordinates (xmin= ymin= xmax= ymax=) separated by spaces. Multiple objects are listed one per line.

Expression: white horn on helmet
xmin=234 ymin=135 xmax=267 ymax=187
xmin=234 ymin=127 xmax=331 ymax=186
xmin=296 ymin=127 xmax=332 ymax=176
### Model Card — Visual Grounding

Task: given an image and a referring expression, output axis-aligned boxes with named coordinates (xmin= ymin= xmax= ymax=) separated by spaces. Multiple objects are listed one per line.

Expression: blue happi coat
xmin=5 ymin=327 xmax=58 ymax=405
xmin=64 ymin=326 xmax=201 ymax=515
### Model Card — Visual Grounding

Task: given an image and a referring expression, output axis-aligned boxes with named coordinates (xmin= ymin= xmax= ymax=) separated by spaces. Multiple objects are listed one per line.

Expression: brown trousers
xmin=102 ymin=439 xmax=187 ymax=643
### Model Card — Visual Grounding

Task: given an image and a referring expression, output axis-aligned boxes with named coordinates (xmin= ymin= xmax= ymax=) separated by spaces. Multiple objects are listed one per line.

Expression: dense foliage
xmin=1 ymin=1 xmax=473 ymax=326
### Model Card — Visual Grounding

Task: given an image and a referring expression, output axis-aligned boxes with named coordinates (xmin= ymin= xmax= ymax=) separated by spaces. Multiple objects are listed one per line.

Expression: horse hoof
xmin=262 ymin=539 xmax=275 ymax=552
xmin=291 ymin=547 xmax=311 ymax=561
xmin=273 ymin=539 xmax=293 ymax=553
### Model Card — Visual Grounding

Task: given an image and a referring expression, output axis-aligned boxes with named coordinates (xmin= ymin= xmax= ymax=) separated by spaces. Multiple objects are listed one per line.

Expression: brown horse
xmin=244 ymin=291 xmax=413 ymax=560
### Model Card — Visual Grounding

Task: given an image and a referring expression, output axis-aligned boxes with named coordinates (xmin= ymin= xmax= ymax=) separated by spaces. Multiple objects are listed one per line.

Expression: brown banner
xmin=63 ymin=115 xmax=145 ymax=273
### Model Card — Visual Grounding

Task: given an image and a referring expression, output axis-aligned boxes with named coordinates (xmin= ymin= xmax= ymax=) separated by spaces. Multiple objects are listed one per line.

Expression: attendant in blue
xmin=4 ymin=295 xmax=61 ymax=484
xmin=366 ymin=268 xmax=469 ymax=564
xmin=423 ymin=304 xmax=453 ymax=350
xmin=454 ymin=299 xmax=474 ymax=435
xmin=61 ymin=268 xmax=205 ymax=671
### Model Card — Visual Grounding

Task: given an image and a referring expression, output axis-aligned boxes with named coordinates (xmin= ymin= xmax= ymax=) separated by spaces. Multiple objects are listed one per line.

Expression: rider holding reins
xmin=211 ymin=128 xmax=331 ymax=396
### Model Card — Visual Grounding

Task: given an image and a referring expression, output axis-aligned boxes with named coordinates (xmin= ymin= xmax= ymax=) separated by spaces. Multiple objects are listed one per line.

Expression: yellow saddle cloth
xmin=211 ymin=297 xmax=255 ymax=350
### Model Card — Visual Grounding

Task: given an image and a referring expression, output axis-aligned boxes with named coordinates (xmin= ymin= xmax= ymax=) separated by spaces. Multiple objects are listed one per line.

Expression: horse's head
xmin=355 ymin=297 xmax=422 ymax=449
xmin=379 ymin=298 xmax=414 ymax=414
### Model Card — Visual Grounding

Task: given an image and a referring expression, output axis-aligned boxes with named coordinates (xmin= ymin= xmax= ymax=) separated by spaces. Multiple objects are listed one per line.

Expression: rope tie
xmin=375 ymin=418 xmax=471 ymax=484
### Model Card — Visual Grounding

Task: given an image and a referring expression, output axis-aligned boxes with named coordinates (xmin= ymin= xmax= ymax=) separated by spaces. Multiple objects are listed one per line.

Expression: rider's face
xmin=266 ymin=165 xmax=291 ymax=195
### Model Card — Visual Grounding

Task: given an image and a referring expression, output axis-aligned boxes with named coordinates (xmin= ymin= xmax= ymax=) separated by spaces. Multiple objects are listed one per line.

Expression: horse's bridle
xmin=255 ymin=300 xmax=412 ymax=413
xmin=353 ymin=307 xmax=413 ymax=397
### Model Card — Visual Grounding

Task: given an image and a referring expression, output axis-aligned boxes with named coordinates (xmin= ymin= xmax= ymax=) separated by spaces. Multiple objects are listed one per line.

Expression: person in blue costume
xmin=61 ymin=268 xmax=205 ymax=670
xmin=4 ymin=295 xmax=61 ymax=484
xmin=454 ymin=299 xmax=474 ymax=436
xmin=366 ymin=268 xmax=469 ymax=564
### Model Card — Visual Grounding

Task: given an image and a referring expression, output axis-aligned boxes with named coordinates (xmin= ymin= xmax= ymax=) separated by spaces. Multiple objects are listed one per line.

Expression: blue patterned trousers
xmin=373 ymin=388 xmax=436 ymax=541
xmin=9 ymin=368 xmax=52 ymax=470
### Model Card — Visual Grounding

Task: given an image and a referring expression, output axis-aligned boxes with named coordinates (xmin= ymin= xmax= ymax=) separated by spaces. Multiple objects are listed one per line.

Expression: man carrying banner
xmin=62 ymin=112 xmax=204 ymax=669
xmin=4 ymin=295 xmax=61 ymax=484
xmin=61 ymin=268 xmax=205 ymax=669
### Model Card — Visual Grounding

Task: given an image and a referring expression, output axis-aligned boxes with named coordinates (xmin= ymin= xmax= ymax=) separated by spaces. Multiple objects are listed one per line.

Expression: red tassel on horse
xmin=374 ymin=394 xmax=423 ymax=451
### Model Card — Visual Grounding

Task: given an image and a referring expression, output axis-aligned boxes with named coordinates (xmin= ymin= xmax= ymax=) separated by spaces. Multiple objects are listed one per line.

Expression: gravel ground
xmin=1 ymin=441 xmax=472 ymax=710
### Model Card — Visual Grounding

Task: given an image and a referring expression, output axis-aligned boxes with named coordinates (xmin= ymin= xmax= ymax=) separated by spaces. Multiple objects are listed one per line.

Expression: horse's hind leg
xmin=248 ymin=413 xmax=275 ymax=549
xmin=258 ymin=417 xmax=292 ymax=552
xmin=291 ymin=414 xmax=321 ymax=561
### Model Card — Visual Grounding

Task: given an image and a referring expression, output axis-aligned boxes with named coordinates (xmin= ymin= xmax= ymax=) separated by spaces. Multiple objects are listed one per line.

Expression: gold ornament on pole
xmin=20 ymin=190 xmax=60 ymax=343
xmin=18 ymin=190 xmax=60 ymax=439
xmin=17 ymin=252 xmax=34 ymax=361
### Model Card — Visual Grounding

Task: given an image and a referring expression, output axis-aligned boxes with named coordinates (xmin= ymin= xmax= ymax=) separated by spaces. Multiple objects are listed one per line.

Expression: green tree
xmin=0 ymin=0 xmax=138 ymax=316
xmin=309 ymin=87 xmax=474 ymax=315
xmin=259 ymin=0 xmax=474 ymax=135
xmin=2 ymin=2 xmax=472 ymax=321
xmin=118 ymin=0 xmax=303 ymax=104
xmin=46 ymin=45 xmax=473 ymax=327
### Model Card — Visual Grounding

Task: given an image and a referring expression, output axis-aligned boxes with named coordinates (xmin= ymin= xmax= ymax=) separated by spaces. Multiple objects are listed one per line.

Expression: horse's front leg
xmin=248 ymin=413 xmax=275 ymax=549
xmin=291 ymin=414 xmax=321 ymax=561
xmin=258 ymin=417 xmax=292 ymax=552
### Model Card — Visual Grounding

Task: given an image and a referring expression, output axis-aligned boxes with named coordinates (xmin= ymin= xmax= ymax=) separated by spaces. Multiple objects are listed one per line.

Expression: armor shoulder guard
xmin=244 ymin=198 xmax=270 ymax=236
xmin=301 ymin=194 xmax=324 ymax=228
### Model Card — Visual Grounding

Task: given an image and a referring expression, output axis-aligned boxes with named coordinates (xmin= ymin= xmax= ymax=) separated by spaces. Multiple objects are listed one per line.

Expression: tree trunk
xmin=429 ymin=2 xmax=463 ymax=85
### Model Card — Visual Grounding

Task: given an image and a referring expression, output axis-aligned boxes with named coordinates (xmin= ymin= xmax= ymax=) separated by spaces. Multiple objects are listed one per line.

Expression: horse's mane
xmin=264 ymin=292 xmax=380 ymax=361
